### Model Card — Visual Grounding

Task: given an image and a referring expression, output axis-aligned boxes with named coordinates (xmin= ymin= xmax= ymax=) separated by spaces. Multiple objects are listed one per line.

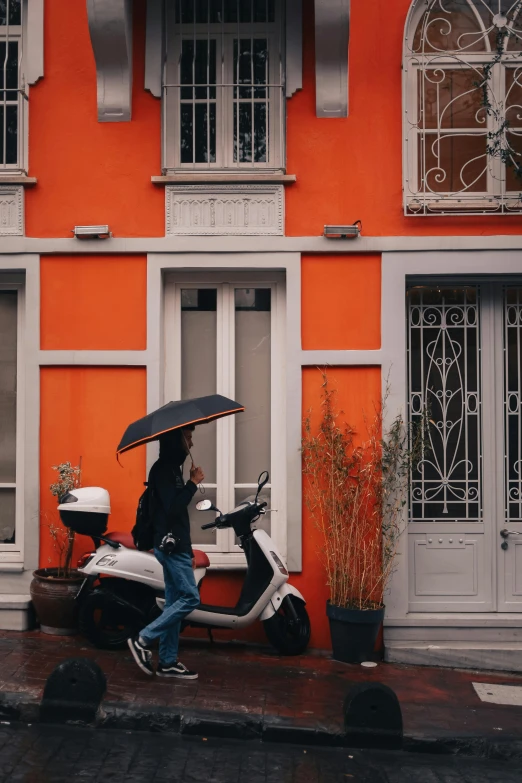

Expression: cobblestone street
xmin=0 ymin=724 xmax=521 ymax=783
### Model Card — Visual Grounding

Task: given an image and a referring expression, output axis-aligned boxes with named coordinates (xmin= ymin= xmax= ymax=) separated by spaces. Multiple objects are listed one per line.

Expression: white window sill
xmin=153 ymin=173 xmax=296 ymax=185
xmin=0 ymin=176 xmax=37 ymax=187
xmin=0 ymin=563 xmax=24 ymax=572
xmin=206 ymin=552 xmax=247 ymax=570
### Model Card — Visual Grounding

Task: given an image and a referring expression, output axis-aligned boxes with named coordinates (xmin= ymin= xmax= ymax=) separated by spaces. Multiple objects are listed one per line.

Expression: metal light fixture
xmin=72 ymin=225 xmax=112 ymax=239
xmin=323 ymin=220 xmax=362 ymax=239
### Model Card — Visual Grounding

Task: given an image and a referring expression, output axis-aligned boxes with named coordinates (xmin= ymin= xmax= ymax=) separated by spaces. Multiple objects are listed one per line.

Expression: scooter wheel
xmin=263 ymin=596 xmax=311 ymax=656
xmin=79 ymin=588 xmax=143 ymax=650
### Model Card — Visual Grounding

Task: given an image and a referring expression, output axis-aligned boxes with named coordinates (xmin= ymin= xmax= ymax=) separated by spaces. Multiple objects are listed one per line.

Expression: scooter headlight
xmin=270 ymin=551 xmax=288 ymax=576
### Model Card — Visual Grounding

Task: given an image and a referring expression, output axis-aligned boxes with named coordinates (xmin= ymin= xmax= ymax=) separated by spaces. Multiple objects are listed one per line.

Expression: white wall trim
xmin=38 ymin=350 xmax=147 ymax=366
xmin=5 ymin=235 xmax=522 ymax=255
xmin=86 ymin=0 xmax=133 ymax=122
xmin=25 ymin=0 xmax=44 ymax=85
xmin=145 ymin=0 xmax=162 ymax=98
xmin=301 ymin=350 xmax=382 ymax=366
xmin=314 ymin=0 xmax=350 ymax=117
xmin=286 ymin=0 xmax=303 ymax=97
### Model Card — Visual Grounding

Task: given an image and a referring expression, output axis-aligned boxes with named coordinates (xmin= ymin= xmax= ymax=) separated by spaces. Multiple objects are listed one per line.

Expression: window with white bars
xmin=0 ymin=0 xmax=26 ymax=172
xmin=164 ymin=273 xmax=286 ymax=566
xmin=407 ymin=282 xmax=522 ymax=527
xmin=163 ymin=0 xmax=284 ymax=172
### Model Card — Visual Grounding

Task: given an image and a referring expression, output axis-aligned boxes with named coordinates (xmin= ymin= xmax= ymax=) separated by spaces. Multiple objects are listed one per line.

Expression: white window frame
xmin=162 ymin=2 xmax=285 ymax=173
xmin=164 ymin=271 xmax=286 ymax=568
xmin=0 ymin=278 xmax=24 ymax=564
xmin=403 ymin=0 xmax=522 ymax=215
xmin=0 ymin=0 xmax=28 ymax=174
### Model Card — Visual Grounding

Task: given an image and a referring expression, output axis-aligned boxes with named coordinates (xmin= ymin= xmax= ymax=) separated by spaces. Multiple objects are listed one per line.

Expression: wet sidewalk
xmin=1 ymin=630 xmax=522 ymax=756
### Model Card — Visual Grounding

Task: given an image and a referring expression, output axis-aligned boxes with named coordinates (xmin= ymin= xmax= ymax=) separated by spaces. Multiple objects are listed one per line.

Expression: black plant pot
xmin=326 ymin=601 xmax=385 ymax=664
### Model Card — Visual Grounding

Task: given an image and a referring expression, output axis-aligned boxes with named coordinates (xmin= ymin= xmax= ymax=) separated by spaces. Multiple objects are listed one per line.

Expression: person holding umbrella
xmin=118 ymin=395 xmax=244 ymax=679
xmin=127 ymin=425 xmax=204 ymax=679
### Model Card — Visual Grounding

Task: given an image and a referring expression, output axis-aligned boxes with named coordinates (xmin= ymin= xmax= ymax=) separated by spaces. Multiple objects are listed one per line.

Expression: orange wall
xmin=40 ymin=255 xmax=147 ymax=350
xmin=26 ymin=0 xmax=164 ymax=238
xmin=285 ymin=0 xmax=522 ymax=236
xmin=301 ymin=254 xmax=381 ymax=350
xmin=23 ymin=0 xmax=522 ymax=238
xmin=40 ymin=367 xmax=146 ymax=569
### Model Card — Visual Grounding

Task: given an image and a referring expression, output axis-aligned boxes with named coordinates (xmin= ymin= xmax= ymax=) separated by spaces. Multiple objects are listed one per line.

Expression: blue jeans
xmin=139 ymin=549 xmax=200 ymax=665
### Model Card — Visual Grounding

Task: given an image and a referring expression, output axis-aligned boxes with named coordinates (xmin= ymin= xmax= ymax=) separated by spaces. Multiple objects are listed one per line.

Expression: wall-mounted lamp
xmin=324 ymin=220 xmax=362 ymax=239
xmin=72 ymin=225 xmax=112 ymax=239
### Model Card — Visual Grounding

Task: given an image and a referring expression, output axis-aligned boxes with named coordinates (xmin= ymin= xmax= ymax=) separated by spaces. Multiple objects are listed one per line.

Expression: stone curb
xmin=1 ymin=691 xmax=522 ymax=760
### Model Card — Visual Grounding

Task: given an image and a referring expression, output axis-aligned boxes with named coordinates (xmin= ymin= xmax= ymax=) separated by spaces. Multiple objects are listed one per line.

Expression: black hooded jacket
xmin=148 ymin=432 xmax=197 ymax=555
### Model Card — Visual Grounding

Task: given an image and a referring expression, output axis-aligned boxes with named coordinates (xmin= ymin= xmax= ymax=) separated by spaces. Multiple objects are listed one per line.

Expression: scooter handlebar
xmin=201 ymin=521 xmax=218 ymax=530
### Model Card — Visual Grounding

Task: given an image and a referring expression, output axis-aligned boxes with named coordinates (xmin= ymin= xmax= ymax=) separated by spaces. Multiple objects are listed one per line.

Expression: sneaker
xmin=157 ymin=661 xmax=198 ymax=680
xmin=127 ymin=636 xmax=154 ymax=676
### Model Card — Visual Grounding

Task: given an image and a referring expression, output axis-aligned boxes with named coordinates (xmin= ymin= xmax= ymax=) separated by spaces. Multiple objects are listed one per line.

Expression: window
xmin=163 ymin=0 xmax=284 ymax=172
xmin=0 ymin=286 xmax=21 ymax=561
xmin=164 ymin=273 xmax=286 ymax=566
xmin=0 ymin=0 xmax=25 ymax=172
xmin=404 ymin=0 xmax=522 ymax=214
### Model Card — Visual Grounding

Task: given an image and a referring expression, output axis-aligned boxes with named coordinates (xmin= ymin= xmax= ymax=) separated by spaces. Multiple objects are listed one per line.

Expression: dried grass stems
xmin=44 ymin=460 xmax=82 ymax=578
xmin=302 ymin=374 xmax=426 ymax=611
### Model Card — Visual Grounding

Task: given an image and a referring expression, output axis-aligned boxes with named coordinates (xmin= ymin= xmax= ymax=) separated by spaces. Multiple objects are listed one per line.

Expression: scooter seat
xmin=104 ymin=531 xmax=210 ymax=567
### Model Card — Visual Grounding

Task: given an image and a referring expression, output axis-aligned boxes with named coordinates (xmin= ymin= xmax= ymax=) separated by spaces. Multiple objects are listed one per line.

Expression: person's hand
xmin=192 ymin=557 xmax=196 ymax=570
xmin=190 ymin=465 xmax=205 ymax=485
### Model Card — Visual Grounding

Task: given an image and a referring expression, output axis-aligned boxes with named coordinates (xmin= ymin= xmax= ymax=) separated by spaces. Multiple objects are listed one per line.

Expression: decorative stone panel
xmin=166 ymin=184 xmax=284 ymax=236
xmin=0 ymin=186 xmax=23 ymax=236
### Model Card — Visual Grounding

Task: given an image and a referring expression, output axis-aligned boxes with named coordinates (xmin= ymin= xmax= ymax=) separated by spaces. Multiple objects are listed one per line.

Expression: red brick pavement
xmin=1 ymin=629 xmax=522 ymax=740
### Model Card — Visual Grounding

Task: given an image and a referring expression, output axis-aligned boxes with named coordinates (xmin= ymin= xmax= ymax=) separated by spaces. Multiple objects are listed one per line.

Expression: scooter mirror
xmin=196 ymin=500 xmax=213 ymax=511
xmin=255 ymin=471 xmax=269 ymax=501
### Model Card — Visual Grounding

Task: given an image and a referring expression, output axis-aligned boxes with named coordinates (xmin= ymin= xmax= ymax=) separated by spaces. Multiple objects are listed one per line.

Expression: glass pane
xmin=180 ymin=103 xmax=193 ymax=163
xmin=179 ymin=40 xmax=217 ymax=164
xmin=0 ymin=1 xmax=21 ymax=26
xmin=0 ymin=41 xmax=19 ymax=94
xmin=413 ymin=0 xmax=489 ymax=53
xmin=504 ymin=288 xmax=522 ymax=523
xmin=420 ymin=133 xmax=487 ymax=192
xmin=0 ymin=291 xmax=16 ymax=483
xmin=0 ymin=488 xmax=15 ymax=544
xmin=189 ymin=487 xmax=217 ymax=546
xmin=234 ymin=488 xmax=271 ymax=541
xmin=235 ymin=288 xmax=271 ymax=484
xmin=408 ymin=286 xmax=481 ymax=522
xmin=419 ymin=70 xmax=485 ymax=130
xmin=181 ymin=289 xmax=217 ymax=484
xmin=234 ymin=102 xmax=252 ymax=162
xmin=226 ymin=0 xmax=275 ymax=24
xmin=505 ymin=131 xmax=522 ymax=190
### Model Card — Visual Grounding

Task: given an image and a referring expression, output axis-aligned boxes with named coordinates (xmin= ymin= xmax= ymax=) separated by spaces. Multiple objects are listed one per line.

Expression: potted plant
xmin=30 ymin=461 xmax=84 ymax=635
xmin=302 ymin=375 xmax=425 ymax=663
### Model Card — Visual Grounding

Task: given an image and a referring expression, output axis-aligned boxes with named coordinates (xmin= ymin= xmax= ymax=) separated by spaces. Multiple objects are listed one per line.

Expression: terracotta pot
xmin=30 ymin=568 xmax=84 ymax=636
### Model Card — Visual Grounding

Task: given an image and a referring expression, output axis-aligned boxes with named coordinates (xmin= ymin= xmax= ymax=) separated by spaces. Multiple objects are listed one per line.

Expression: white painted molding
xmin=86 ymin=0 xmax=133 ymax=122
xmin=4 ymin=234 xmax=522 ymax=255
xmin=301 ymin=349 xmax=383 ymax=366
xmin=314 ymin=0 xmax=350 ymax=117
xmin=166 ymin=185 xmax=284 ymax=236
xmin=286 ymin=0 xmax=303 ymax=97
xmin=25 ymin=0 xmax=44 ymax=85
xmin=145 ymin=0 xmax=162 ymax=98
xmin=38 ymin=350 xmax=147 ymax=366
xmin=0 ymin=187 xmax=23 ymax=236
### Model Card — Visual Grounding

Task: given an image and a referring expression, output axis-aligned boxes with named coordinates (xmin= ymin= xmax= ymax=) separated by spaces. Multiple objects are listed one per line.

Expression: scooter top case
xmin=58 ymin=487 xmax=110 ymax=538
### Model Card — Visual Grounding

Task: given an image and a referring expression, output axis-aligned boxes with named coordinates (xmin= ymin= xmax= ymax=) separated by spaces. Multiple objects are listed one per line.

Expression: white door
xmin=498 ymin=286 xmax=522 ymax=610
xmin=407 ymin=282 xmax=522 ymax=612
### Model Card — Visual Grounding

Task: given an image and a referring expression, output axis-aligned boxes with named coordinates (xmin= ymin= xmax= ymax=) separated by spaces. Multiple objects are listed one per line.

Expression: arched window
xmin=403 ymin=0 xmax=522 ymax=214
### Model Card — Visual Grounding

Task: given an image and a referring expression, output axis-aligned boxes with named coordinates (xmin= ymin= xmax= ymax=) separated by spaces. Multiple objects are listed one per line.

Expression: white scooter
xmin=59 ymin=472 xmax=310 ymax=656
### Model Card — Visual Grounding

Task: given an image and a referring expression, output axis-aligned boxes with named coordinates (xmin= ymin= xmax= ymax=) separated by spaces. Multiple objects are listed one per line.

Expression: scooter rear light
xmin=77 ymin=553 xmax=95 ymax=569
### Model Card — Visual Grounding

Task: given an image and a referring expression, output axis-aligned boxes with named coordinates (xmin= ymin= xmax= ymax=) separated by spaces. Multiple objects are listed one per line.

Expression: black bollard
xmin=40 ymin=657 xmax=107 ymax=725
xmin=343 ymin=681 xmax=403 ymax=749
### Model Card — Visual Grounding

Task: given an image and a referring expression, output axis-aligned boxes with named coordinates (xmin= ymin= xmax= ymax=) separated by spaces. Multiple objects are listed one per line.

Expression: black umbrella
xmin=117 ymin=395 xmax=244 ymax=456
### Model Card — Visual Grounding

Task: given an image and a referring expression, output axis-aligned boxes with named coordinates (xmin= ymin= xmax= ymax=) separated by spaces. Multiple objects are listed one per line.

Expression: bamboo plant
xmin=302 ymin=374 xmax=426 ymax=611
